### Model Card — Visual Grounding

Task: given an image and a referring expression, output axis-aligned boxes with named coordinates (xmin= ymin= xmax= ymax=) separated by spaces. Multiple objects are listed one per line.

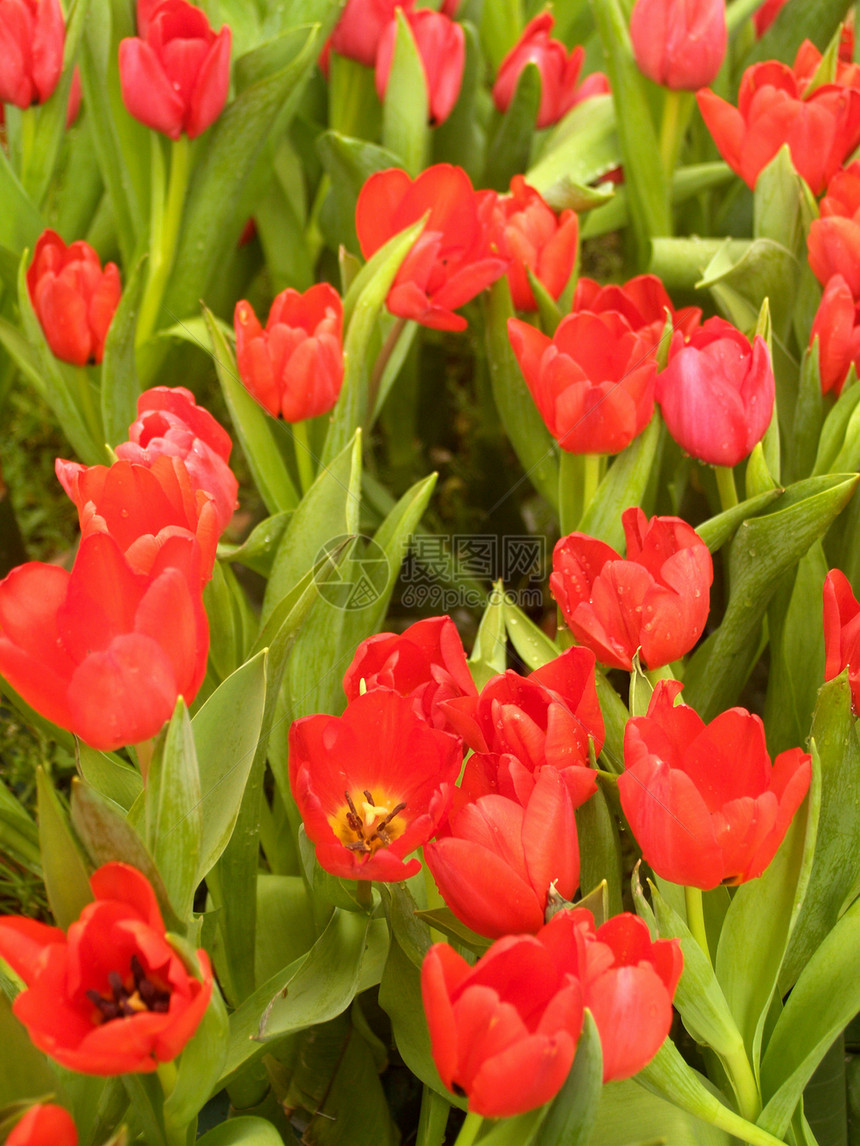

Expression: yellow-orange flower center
xmin=332 ymin=788 xmax=407 ymax=855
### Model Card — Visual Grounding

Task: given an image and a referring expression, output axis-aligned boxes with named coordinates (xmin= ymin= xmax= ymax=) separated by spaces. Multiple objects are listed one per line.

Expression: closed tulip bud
xmin=809 ymin=275 xmax=860 ymax=397
xmin=655 ymin=316 xmax=774 ymax=466
xmin=329 ymin=0 xmax=415 ymax=67
xmin=234 ymin=284 xmax=344 ymax=423
xmin=823 ymin=568 xmax=860 ymax=710
xmin=631 ymin=0 xmax=726 ymax=91
xmin=808 ymin=162 xmax=860 ymax=298
xmin=0 ymin=0 xmax=65 ymax=108
xmin=375 ymin=8 xmax=465 ymax=126
xmin=573 ymin=272 xmax=701 ymax=349
xmin=7 ymin=1105 xmax=77 ymax=1146
xmin=492 ymin=13 xmax=588 ymax=129
xmin=491 ymin=176 xmax=579 ymax=311
xmin=27 ymin=230 xmax=121 ymax=367
xmin=119 ymin=0 xmax=231 ymax=140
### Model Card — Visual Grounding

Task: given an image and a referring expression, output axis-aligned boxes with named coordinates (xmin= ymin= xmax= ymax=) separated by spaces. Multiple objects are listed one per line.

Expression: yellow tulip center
xmin=333 ymin=788 xmax=407 ymax=855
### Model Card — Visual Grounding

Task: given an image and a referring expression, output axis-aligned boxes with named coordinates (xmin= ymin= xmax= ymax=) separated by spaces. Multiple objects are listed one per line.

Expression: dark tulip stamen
xmin=87 ymin=957 xmax=171 ymax=1024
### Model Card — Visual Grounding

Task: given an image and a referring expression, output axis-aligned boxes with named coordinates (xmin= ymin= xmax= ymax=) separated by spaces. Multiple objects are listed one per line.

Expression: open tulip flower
xmin=375 ymin=8 xmax=465 ymax=127
xmin=619 ymin=681 xmax=812 ymax=889
xmin=234 ymin=283 xmax=344 ymax=423
xmin=7 ymin=1104 xmax=78 ymax=1146
xmin=27 ymin=230 xmax=121 ymax=367
xmin=572 ymin=273 xmax=701 ymax=350
xmin=119 ymin=0 xmax=231 ymax=140
xmin=808 ymin=162 xmax=860 ymax=298
xmin=289 ymin=688 xmax=462 ymax=881
xmin=551 ymin=507 xmax=713 ymax=672
xmin=0 ymin=0 xmax=65 ymax=108
xmin=630 ymin=0 xmax=726 ymax=91
xmin=823 ymin=568 xmax=860 ymax=710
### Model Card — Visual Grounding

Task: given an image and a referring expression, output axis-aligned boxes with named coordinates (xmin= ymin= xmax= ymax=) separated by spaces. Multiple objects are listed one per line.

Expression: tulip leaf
xmin=534 ymin=1011 xmax=603 ymax=1146
xmin=697 ymin=237 xmax=798 ymax=340
xmin=595 ymin=672 xmax=629 ymax=775
xmin=582 ymin=163 xmax=734 ymax=240
xmin=745 ymin=0 xmax=853 ymax=68
xmin=469 ymin=584 xmax=509 ymax=688
xmin=788 ymin=345 xmax=826 ymax=484
xmin=478 ymin=0 xmax=521 ymax=72
xmin=578 ymin=414 xmax=665 ymax=551
xmin=76 ymin=743 xmax=143 ymax=812
xmin=380 ymin=880 xmax=433 ymax=970
xmin=0 ymin=778 xmax=40 ymax=876
xmin=483 ymin=278 xmax=559 ymax=508
xmin=504 ymin=594 xmax=559 ymax=670
xmin=100 ymin=254 xmax=145 ymax=448
xmin=191 ymin=648 xmax=268 ymax=885
xmin=483 ymin=62 xmax=542 ymax=192
xmin=36 ymin=767 xmax=93 ymax=929
xmin=0 ymin=993 xmax=55 ymax=1105
xmin=315 ymin=132 xmax=401 ymax=254
xmin=597 ymin=1072 xmax=735 ymax=1146
xmin=163 ymin=988 xmax=229 ymax=1132
xmin=695 ymin=488 xmax=783 ymax=552
xmin=812 ymin=380 xmax=860 ymax=478
xmin=0 ymin=150 xmax=44 ymax=254
xmin=197 ymin=1117 xmax=286 ymax=1146
xmin=413 ymin=909 xmax=491 ymax=955
xmin=577 ymin=787 xmax=623 ymax=918
xmin=381 ymin=10 xmax=429 ymax=176
xmin=254 ymin=874 xmax=316 ymax=988
xmin=217 ymin=510 xmax=292 ymax=578
xmin=683 ymin=474 xmax=860 ymax=719
xmin=526 ymin=96 xmax=622 ymax=203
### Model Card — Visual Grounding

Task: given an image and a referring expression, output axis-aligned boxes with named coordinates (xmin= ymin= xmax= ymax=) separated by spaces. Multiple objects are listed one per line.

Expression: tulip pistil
xmin=340 ymin=789 xmax=407 ymax=854
xmin=87 ymin=954 xmax=171 ymax=1023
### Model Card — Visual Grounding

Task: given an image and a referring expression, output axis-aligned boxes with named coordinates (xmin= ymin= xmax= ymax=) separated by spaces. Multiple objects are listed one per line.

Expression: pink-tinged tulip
xmin=508 ymin=310 xmax=657 ymax=455
xmin=421 ymin=916 xmax=585 ymax=1117
xmin=808 ymin=162 xmax=860 ymax=298
xmin=115 ymin=386 xmax=238 ymax=534
xmin=630 ymin=0 xmax=726 ymax=91
xmin=573 ymin=273 xmax=701 ymax=349
xmin=823 ymin=568 xmax=860 ymax=710
xmin=655 ymin=316 xmax=774 ymax=466
xmin=0 ymin=864 xmax=213 ymax=1074
xmin=0 ymin=532 xmax=208 ymax=751
xmin=356 ymin=164 xmax=508 ymax=331
xmin=27 ymin=230 xmax=121 ymax=366
xmin=493 ymin=13 xmax=588 ymax=129
xmin=289 ymin=689 xmax=462 ymax=881
xmin=119 ymin=0 xmax=231 ymax=140
xmin=551 ymin=507 xmax=713 ymax=672
xmin=697 ymin=58 xmax=860 ymax=194
xmin=0 ymin=0 xmax=64 ymax=108
xmin=490 ymin=176 xmax=579 ymax=311
xmin=7 ymin=1105 xmax=77 ymax=1146
xmin=426 ymin=765 xmax=579 ymax=938
xmin=234 ymin=284 xmax=344 ymax=423
xmin=343 ymin=615 xmax=476 ymax=733
xmin=441 ymin=646 xmax=604 ymax=808
xmin=619 ymin=680 xmax=812 ymax=889
xmin=809 ymin=275 xmax=860 ymax=396
xmin=55 ymin=456 xmax=221 ymax=581
xmin=329 ymin=0 xmax=415 ymax=67
xmin=376 ymin=8 xmax=465 ymax=126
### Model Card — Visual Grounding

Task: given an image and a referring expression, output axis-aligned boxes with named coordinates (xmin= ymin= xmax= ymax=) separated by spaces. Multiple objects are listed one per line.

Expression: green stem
xmin=453 ymin=1111 xmax=484 ymax=1146
xmin=559 ymin=450 xmax=599 ymax=535
xmin=581 ymin=452 xmax=603 ymax=519
xmin=684 ymin=885 xmax=711 ymax=965
xmin=416 ymin=1085 xmax=451 ymax=1146
xmin=74 ymin=366 xmax=104 ymax=453
xmin=659 ymin=89 xmax=683 ymax=178
xmin=722 ymin=1038 xmax=762 ymax=1125
xmin=355 ymin=879 xmax=373 ymax=911
xmin=19 ymin=105 xmax=37 ymax=189
xmin=136 ymin=135 xmax=191 ymax=347
xmin=291 ymin=418 xmax=316 ymax=495
xmin=715 ymin=464 xmax=739 ymax=512
xmin=369 ymin=315 xmax=408 ymax=418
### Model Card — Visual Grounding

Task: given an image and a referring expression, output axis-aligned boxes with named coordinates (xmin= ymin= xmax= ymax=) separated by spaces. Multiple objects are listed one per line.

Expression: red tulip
xmin=115 ymin=386 xmax=238 ymax=533
xmin=329 ymin=0 xmax=415 ymax=67
xmin=551 ymin=507 xmax=713 ymax=672
xmin=426 ymin=765 xmax=579 ymax=938
xmin=355 ymin=164 xmax=507 ymax=331
xmin=619 ymin=680 xmax=812 ymax=889
xmin=289 ymin=689 xmax=462 ymax=881
xmin=441 ymin=646 xmax=604 ymax=808
xmin=119 ymin=0 xmax=231 ymax=140
xmin=234 ymin=284 xmax=344 ymax=423
xmin=421 ymin=915 xmax=585 ymax=1117
xmin=375 ymin=8 xmax=465 ymax=126
xmin=0 ymin=531 xmax=209 ymax=751
xmin=808 ymin=275 xmax=860 ymax=397
xmin=823 ymin=568 xmax=860 ymax=710
xmin=492 ymin=13 xmax=588 ymax=129
xmin=342 ymin=615 xmax=476 ymax=733
xmin=26 ymin=230 xmax=121 ymax=367
xmin=753 ymin=0 xmax=788 ymax=36
xmin=630 ymin=0 xmax=726 ymax=91
xmin=697 ymin=58 xmax=860 ymax=194
xmin=808 ymin=162 xmax=860 ymax=298
xmin=7 ymin=1105 xmax=77 ymax=1146
xmin=55 ymin=455 xmax=221 ymax=581
xmin=655 ymin=316 xmax=774 ymax=466
xmin=0 ymin=0 xmax=64 ymax=108
xmin=507 ymin=310 xmax=657 ymax=455
xmin=0 ymin=864 xmax=213 ymax=1074
xmin=573 ymin=273 xmax=701 ymax=350
xmin=490 ymin=176 xmax=579 ymax=311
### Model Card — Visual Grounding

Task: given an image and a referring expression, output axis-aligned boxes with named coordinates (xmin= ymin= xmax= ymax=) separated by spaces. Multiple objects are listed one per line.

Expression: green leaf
xmin=788 ymin=344 xmax=826 ymax=483
xmin=0 ymin=780 xmax=40 ymax=874
xmin=577 ymin=787 xmax=623 ymax=918
xmin=433 ymin=21 xmax=485 ymax=183
xmin=36 ymin=768 xmax=92 ymax=929
xmin=483 ymin=63 xmax=541 ymax=191
xmin=76 ymin=743 xmax=143 ymax=812
xmin=536 ymin=1012 xmax=601 ymax=1146
xmin=0 ymin=993 xmax=55 ymax=1104
xmin=381 ymin=9 xmax=429 ymax=175
xmin=577 ymin=415 xmax=665 ymax=550
xmin=746 ymin=0 xmax=853 ymax=69
xmin=163 ymin=988 xmax=229 ymax=1131
xmin=468 ymin=585 xmax=508 ymax=688
xmin=197 ymin=1117 xmax=286 ymax=1146
xmin=697 ymin=237 xmax=798 ymax=337
xmin=0 ymin=149 xmax=43 ymax=253
xmin=596 ymin=1073 xmax=735 ymax=1146
xmin=813 ymin=377 xmax=860 ymax=478
xmin=100 ymin=254 xmax=145 ymax=448
xmin=583 ymin=163 xmax=734 ymax=240
xmin=526 ymin=96 xmax=622 ymax=203
xmin=503 ymin=594 xmax=558 ymax=670
xmin=253 ymin=874 xmax=316 ymax=988
xmin=695 ymin=488 xmax=784 ymax=552
xmin=217 ymin=511 xmax=292 ymax=578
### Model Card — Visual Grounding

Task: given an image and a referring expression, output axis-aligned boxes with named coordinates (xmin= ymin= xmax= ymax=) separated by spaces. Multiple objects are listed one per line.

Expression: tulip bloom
xmin=119 ymin=0 xmax=231 ymax=140
xmin=421 ymin=915 xmax=585 ymax=1117
xmin=0 ymin=0 xmax=64 ymax=108
xmin=490 ymin=177 xmax=579 ymax=312
xmin=0 ymin=531 xmax=209 ymax=751
xmin=551 ymin=508 xmax=713 ymax=672
xmin=289 ymin=689 xmax=462 ymax=881
xmin=809 ymin=275 xmax=860 ymax=397
xmin=493 ymin=13 xmax=589 ymax=129
xmin=697 ymin=58 xmax=860 ymax=194
xmin=375 ymin=8 xmax=465 ymax=126
xmin=0 ymin=864 xmax=213 ymax=1074
xmin=329 ymin=0 xmax=414 ymax=67
xmin=655 ymin=317 xmax=774 ymax=466
xmin=508 ymin=310 xmax=657 ymax=455
xmin=619 ymin=680 xmax=812 ymax=889
xmin=426 ymin=765 xmax=579 ymax=938
xmin=115 ymin=386 xmax=238 ymax=533
xmin=26 ymin=230 xmax=121 ymax=367
xmin=441 ymin=646 xmax=604 ymax=807
xmin=823 ymin=568 xmax=860 ymax=710
xmin=7 ymin=1105 xmax=77 ymax=1146
xmin=808 ymin=162 xmax=860 ymax=298
xmin=630 ymin=0 xmax=726 ymax=91
xmin=234 ymin=284 xmax=344 ymax=423
xmin=342 ymin=615 xmax=476 ymax=733
xmin=573 ymin=273 xmax=701 ymax=349
xmin=355 ymin=164 xmax=507 ymax=331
